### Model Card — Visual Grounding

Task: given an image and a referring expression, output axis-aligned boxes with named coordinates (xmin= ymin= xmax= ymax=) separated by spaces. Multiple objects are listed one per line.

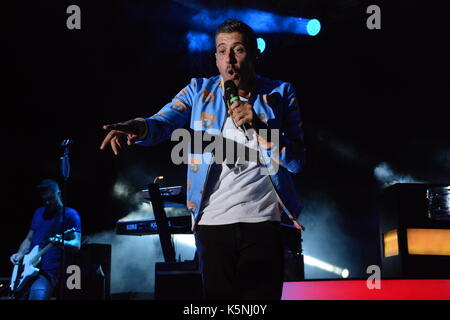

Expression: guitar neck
xmin=30 ymin=243 xmax=55 ymax=266
xmin=29 ymin=228 xmax=76 ymax=266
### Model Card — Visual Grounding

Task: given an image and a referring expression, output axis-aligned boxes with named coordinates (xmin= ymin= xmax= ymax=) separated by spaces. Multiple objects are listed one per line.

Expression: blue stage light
xmin=186 ymin=9 xmax=320 ymax=52
xmin=186 ymin=31 xmax=213 ymax=52
xmin=191 ymin=9 xmax=321 ymax=37
xmin=306 ymin=19 xmax=321 ymax=36
xmin=257 ymin=37 xmax=266 ymax=53
xmin=291 ymin=18 xmax=321 ymax=36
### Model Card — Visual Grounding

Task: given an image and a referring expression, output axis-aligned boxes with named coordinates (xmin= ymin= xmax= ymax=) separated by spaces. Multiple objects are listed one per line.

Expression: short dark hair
xmin=37 ymin=179 xmax=60 ymax=192
xmin=215 ymin=19 xmax=258 ymax=59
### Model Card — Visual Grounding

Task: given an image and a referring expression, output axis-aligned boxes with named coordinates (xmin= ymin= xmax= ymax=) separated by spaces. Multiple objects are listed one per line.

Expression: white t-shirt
xmin=198 ymin=98 xmax=281 ymax=225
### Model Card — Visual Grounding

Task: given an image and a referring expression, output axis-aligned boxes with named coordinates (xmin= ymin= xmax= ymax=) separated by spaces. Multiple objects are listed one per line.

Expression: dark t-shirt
xmin=29 ymin=206 xmax=82 ymax=279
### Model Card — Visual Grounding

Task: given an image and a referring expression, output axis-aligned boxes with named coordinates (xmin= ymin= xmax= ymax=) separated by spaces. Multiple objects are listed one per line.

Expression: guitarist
xmin=9 ymin=179 xmax=82 ymax=300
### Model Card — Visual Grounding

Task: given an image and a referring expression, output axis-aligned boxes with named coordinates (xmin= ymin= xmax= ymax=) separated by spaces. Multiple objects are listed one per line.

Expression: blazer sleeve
xmin=276 ymin=82 xmax=306 ymax=173
xmin=136 ymin=79 xmax=199 ymax=146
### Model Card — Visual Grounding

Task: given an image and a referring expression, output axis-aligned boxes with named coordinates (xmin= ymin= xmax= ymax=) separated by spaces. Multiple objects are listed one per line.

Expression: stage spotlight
xmin=341 ymin=268 xmax=350 ymax=278
xmin=257 ymin=37 xmax=266 ymax=53
xmin=304 ymin=255 xmax=350 ymax=278
xmin=306 ymin=19 xmax=321 ymax=36
xmin=190 ymin=8 xmax=321 ymax=37
xmin=292 ymin=18 xmax=321 ymax=36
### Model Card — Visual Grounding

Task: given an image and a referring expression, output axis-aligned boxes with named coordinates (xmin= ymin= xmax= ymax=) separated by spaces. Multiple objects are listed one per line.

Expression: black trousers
xmin=194 ymin=221 xmax=284 ymax=300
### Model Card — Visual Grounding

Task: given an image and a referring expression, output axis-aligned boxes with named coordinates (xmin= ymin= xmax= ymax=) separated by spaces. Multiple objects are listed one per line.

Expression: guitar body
xmin=10 ymin=245 xmax=41 ymax=293
xmin=9 ymin=228 xmax=76 ymax=296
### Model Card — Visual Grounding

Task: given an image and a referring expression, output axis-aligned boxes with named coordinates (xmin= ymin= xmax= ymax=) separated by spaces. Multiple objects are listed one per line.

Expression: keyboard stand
xmin=148 ymin=182 xmax=176 ymax=263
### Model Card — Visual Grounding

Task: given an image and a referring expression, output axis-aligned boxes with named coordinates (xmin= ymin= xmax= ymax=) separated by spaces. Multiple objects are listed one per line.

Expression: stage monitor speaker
xmin=154 ymin=261 xmax=203 ymax=300
xmin=61 ymin=243 xmax=111 ymax=300
xmin=380 ymin=183 xmax=450 ymax=279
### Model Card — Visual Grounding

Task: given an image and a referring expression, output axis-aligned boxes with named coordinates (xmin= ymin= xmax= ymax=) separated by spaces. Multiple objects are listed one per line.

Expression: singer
xmin=100 ymin=19 xmax=305 ymax=300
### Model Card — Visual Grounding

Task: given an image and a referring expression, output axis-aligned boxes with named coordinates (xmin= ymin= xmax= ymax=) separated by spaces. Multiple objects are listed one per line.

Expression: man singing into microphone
xmin=100 ymin=19 xmax=305 ymax=300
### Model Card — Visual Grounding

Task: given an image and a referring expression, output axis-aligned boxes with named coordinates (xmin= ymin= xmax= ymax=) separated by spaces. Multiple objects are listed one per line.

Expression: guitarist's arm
xmin=10 ymin=230 xmax=34 ymax=264
xmin=67 ymin=231 xmax=81 ymax=252
xmin=51 ymin=231 xmax=81 ymax=252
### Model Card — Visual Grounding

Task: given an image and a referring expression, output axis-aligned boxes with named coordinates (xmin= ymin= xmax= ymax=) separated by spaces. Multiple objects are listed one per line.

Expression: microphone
xmin=60 ymin=139 xmax=73 ymax=180
xmin=224 ymin=80 xmax=251 ymax=133
xmin=61 ymin=139 xmax=75 ymax=147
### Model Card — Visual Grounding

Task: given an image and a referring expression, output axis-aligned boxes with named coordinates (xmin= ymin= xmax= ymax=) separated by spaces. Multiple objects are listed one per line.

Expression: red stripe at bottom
xmin=282 ymin=279 xmax=450 ymax=300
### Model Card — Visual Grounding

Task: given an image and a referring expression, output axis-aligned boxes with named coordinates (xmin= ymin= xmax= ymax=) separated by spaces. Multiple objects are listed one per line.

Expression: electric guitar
xmin=9 ymin=227 xmax=77 ymax=293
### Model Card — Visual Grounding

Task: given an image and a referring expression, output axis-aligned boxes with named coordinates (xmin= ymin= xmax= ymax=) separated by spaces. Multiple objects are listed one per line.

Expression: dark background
xmin=2 ymin=0 xmax=449 ymax=282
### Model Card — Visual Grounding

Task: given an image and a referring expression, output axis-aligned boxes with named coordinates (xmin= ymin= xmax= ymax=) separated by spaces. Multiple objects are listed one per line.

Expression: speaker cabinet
xmin=62 ymin=243 xmax=111 ymax=300
xmin=380 ymin=183 xmax=450 ymax=279
xmin=154 ymin=261 xmax=203 ymax=300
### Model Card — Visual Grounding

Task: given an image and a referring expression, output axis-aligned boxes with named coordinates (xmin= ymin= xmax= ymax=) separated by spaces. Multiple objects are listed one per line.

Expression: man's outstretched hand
xmin=100 ymin=118 xmax=147 ymax=155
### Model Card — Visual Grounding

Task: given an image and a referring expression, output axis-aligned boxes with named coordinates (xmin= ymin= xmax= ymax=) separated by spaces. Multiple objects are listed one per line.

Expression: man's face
xmin=40 ymin=188 xmax=61 ymax=209
xmin=215 ymin=32 xmax=255 ymax=89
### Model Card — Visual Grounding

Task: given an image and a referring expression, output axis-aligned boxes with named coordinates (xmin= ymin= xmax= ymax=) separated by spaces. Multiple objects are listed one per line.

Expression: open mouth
xmin=227 ymin=68 xmax=239 ymax=79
